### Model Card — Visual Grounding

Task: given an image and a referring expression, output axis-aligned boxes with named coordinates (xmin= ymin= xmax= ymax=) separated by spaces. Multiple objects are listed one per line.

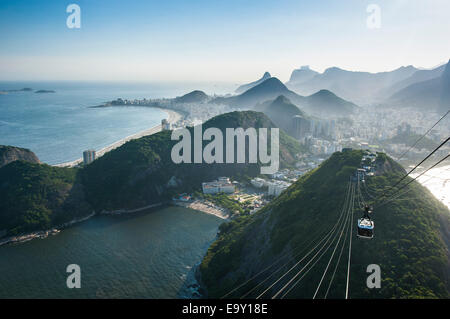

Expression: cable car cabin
xmin=357 ymin=218 xmax=374 ymax=239
xmin=356 ymin=168 xmax=366 ymax=182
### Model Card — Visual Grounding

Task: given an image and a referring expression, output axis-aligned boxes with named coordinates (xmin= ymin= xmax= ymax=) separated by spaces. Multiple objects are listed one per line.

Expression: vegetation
xmin=81 ymin=111 xmax=304 ymax=211
xmin=383 ymin=130 xmax=437 ymax=152
xmin=200 ymin=150 xmax=450 ymax=298
xmin=1 ymin=111 xmax=303 ymax=235
xmin=197 ymin=192 xmax=245 ymax=215
xmin=0 ymin=161 xmax=91 ymax=236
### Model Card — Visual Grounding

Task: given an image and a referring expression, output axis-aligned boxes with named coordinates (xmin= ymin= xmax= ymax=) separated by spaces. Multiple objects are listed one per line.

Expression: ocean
xmin=0 ymin=207 xmax=222 ymax=298
xmin=413 ymin=165 xmax=450 ymax=210
xmin=0 ymin=81 xmax=235 ymax=164
xmin=0 ymin=81 xmax=232 ymax=299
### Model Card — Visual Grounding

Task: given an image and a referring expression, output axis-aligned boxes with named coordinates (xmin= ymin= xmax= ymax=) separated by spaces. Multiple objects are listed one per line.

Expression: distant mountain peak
xmin=311 ymin=89 xmax=336 ymax=97
xmin=287 ymin=66 xmax=319 ymax=85
xmin=324 ymin=66 xmax=344 ymax=74
xmin=272 ymin=94 xmax=291 ymax=104
xmin=255 ymin=77 xmax=286 ymax=89
xmin=174 ymin=90 xmax=209 ymax=104
xmin=235 ymin=72 xmax=272 ymax=94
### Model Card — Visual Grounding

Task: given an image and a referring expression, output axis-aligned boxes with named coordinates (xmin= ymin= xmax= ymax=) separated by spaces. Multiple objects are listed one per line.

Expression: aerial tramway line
xmin=353 ymin=108 xmax=450 ymax=239
xmin=219 ymin=109 xmax=449 ymax=300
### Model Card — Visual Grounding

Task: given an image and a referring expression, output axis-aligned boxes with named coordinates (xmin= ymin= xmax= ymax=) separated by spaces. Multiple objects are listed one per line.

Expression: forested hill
xmin=0 ymin=161 xmax=92 ymax=236
xmin=81 ymin=111 xmax=305 ymax=211
xmin=200 ymin=150 xmax=450 ymax=299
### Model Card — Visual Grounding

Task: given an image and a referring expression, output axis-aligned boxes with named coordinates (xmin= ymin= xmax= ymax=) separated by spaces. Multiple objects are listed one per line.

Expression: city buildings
xmin=293 ymin=116 xmax=337 ymax=141
xmin=250 ymin=176 xmax=293 ymax=197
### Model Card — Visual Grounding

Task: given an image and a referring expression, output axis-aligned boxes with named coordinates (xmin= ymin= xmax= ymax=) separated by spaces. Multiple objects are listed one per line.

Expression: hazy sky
xmin=0 ymin=0 xmax=449 ymax=83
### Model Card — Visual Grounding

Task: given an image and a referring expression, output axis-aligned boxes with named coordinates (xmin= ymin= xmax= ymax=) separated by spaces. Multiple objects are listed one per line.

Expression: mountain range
xmin=389 ymin=60 xmax=450 ymax=113
xmin=285 ymin=61 xmax=449 ymax=110
xmin=214 ymin=77 xmax=358 ymax=118
xmin=286 ymin=65 xmax=419 ymax=105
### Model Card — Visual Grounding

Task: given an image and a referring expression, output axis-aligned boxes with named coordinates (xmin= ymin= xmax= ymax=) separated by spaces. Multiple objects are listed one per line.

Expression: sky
xmin=0 ymin=0 xmax=449 ymax=83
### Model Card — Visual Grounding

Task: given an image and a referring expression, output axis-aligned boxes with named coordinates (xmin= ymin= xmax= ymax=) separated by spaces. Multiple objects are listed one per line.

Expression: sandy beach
xmin=54 ymin=107 xmax=182 ymax=167
xmin=174 ymin=200 xmax=230 ymax=220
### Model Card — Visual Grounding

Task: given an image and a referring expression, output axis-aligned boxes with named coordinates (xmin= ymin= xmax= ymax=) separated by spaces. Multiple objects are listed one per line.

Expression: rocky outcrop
xmin=0 ymin=145 xmax=40 ymax=168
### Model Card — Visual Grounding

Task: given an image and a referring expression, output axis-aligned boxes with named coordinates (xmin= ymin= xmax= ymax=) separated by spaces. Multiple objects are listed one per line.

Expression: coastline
xmin=101 ymin=202 xmax=164 ymax=215
xmin=412 ymin=164 xmax=450 ymax=210
xmin=0 ymin=212 xmax=96 ymax=247
xmin=174 ymin=200 xmax=230 ymax=220
xmin=0 ymin=200 xmax=225 ymax=247
xmin=54 ymin=107 xmax=182 ymax=168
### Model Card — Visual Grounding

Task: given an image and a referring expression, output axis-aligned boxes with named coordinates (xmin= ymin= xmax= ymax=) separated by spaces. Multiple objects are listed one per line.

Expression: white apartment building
xmin=251 ymin=177 xmax=267 ymax=188
xmin=202 ymin=177 xmax=235 ymax=194
xmin=267 ymin=180 xmax=291 ymax=197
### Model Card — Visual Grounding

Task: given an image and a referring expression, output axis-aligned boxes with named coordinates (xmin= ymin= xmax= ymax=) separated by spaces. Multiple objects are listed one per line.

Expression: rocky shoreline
xmin=0 ymin=212 xmax=96 ymax=247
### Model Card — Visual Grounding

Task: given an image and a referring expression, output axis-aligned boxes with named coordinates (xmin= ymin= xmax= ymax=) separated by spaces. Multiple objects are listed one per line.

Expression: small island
xmin=35 ymin=90 xmax=56 ymax=94
xmin=0 ymin=88 xmax=33 ymax=94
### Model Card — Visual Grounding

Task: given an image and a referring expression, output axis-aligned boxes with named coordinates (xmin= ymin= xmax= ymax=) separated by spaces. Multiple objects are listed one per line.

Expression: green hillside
xmin=255 ymin=95 xmax=306 ymax=137
xmin=200 ymin=150 xmax=450 ymax=299
xmin=81 ymin=111 xmax=305 ymax=211
xmin=383 ymin=131 xmax=437 ymax=152
xmin=0 ymin=161 xmax=92 ymax=236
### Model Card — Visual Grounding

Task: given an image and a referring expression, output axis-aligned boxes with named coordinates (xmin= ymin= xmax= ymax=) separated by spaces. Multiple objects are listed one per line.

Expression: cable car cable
xmin=345 ymin=184 xmax=355 ymax=299
xmin=271 ymin=183 xmax=355 ymax=299
xmin=312 ymin=184 xmax=354 ymax=299
xmin=377 ymin=154 xmax=450 ymax=208
xmin=377 ymin=136 xmax=449 ymax=202
xmin=324 ymin=210 xmax=351 ymax=299
xmin=253 ymin=182 xmax=352 ymax=299
xmin=395 ymin=109 xmax=449 ymax=163
xmin=221 ymin=181 xmax=352 ymax=299
xmin=280 ymin=184 xmax=355 ymax=299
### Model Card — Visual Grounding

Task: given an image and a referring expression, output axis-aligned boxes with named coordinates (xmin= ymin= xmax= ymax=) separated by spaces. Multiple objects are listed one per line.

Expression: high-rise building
xmin=83 ymin=150 xmax=96 ymax=165
xmin=162 ymin=119 xmax=170 ymax=130
xmin=292 ymin=115 xmax=311 ymax=139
